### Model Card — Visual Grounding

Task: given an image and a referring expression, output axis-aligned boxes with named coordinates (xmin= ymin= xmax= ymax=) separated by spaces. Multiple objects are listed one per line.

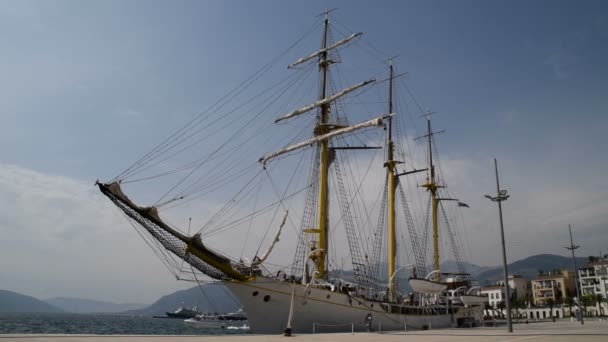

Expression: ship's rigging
xmin=98 ymin=12 xmax=473 ymax=301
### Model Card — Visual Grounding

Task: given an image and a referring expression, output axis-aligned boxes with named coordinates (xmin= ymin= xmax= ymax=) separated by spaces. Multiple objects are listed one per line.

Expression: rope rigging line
xmin=439 ymin=200 xmax=467 ymax=275
xmin=121 ymin=211 xmax=182 ymax=279
xmin=398 ymin=182 xmax=427 ymax=276
xmin=190 ymin=263 xmax=219 ymax=313
xmin=330 ymin=16 xmax=387 ymax=64
xmin=291 ymin=146 xmax=319 ymax=278
xmin=119 ymin=65 xmax=312 ymax=184
xmin=240 ymin=173 xmax=265 ymax=260
xmin=253 ymin=152 xmax=307 ymax=258
xmin=112 ymin=19 xmax=322 ymax=182
xmin=421 ymin=195 xmax=432 ymax=265
xmin=152 ymin=65 xmax=313 ymax=206
xmin=332 ymin=152 xmax=373 ymax=286
xmin=196 ymin=168 xmax=264 ymax=235
xmin=332 ymin=135 xmax=383 ymax=261
xmin=370 ymin=174 xmax=388 ymax=283
xmin=200 ymin=185 xmax=309 ymax=238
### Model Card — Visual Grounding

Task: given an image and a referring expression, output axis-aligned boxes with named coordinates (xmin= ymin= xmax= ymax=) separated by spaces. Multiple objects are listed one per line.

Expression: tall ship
xmin=97 ymin=11 xmax=484 ymax=334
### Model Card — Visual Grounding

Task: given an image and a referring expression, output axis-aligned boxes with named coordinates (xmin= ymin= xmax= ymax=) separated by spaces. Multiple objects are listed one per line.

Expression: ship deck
xmin=1 ymin=320 xmax=607 ymax=342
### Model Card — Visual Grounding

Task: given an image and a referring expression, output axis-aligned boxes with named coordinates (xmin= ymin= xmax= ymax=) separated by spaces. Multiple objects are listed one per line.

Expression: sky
xmin=1 ymin=0 xmax=607 ymax=303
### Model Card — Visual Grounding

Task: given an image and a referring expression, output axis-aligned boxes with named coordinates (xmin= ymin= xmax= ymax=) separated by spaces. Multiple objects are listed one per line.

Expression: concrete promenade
xmin=1 ymin=320 xmax=607 ymax=342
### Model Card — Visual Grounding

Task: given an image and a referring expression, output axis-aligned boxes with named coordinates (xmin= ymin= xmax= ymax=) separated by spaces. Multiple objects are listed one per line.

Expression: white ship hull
xmin=225 ymin=277 xmax=482 ymax=334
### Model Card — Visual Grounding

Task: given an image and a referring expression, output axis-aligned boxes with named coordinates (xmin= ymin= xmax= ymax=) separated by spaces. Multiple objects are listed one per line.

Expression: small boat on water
xmin=184 ymin=316 xmax=225 ymax=329
xmin=218 ymin=308 xmax=247 ymax=321
xmin=184 ymin=310 xmax=249 ymax=330
xmin=165 ymin=306 xmax=201 ymax=319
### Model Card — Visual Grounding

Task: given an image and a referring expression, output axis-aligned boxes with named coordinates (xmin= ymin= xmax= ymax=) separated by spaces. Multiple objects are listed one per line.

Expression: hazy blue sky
xmin=1 ymin=0 xmax=607 ymax=303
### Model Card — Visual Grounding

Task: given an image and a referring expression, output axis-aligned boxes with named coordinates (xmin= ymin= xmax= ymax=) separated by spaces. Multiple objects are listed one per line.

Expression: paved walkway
xmin=1 ymin=320 xmax=607 ymax=342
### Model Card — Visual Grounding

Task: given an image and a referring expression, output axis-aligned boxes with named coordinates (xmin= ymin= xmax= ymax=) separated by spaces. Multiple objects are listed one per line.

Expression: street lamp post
xmin=599 ymin=251 xmax=608 ymax=317
xmin=485 ymin=158 xmax=512 ymax=333
xmin=565 ymin=224 xmax=584 ymax=325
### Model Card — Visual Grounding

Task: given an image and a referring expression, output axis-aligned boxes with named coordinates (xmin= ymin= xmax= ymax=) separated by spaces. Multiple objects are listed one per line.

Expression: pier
xmin=1 ymin=320 xmax=607 ymax=342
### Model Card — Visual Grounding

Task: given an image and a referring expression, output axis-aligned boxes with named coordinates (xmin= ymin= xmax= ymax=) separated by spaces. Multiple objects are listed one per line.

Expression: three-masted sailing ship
xmin=97 ymin=12 xmax=484 ymax=333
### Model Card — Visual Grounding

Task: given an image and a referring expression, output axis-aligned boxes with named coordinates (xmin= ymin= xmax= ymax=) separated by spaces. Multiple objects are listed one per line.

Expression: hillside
xmin=476 ymin=254 xmax=587 ymax=284
xmin=45 ymin=297 xmax=147 ymax=314
xmin=122 ymin=284 xmax=240 ymax=317
xmin=0 ymin=289 xmax=63 ymax=313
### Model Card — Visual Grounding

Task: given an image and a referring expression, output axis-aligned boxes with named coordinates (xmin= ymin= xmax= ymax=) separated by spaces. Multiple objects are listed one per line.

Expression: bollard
xmin=312 ymin=322 xmax=315 ymax=334
xmin=351 ymin=323 xmax=354 ymax=335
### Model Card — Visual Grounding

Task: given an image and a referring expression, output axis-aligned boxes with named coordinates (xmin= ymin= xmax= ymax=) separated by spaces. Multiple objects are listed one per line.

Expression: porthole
xmin=263 ymin=295 xmax=271 ymax=302
xmin=252 ymin=291 xmax=259 ymax=296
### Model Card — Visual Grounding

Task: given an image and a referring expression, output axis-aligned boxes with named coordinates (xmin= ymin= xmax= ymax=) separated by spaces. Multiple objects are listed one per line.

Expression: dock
xmin=1 ymin=320 xmax=607 ymax=342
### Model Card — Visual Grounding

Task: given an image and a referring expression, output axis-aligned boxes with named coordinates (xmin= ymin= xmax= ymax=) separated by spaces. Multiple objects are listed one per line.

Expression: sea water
xmin=0 ymin=313 xmax=249 ymax=335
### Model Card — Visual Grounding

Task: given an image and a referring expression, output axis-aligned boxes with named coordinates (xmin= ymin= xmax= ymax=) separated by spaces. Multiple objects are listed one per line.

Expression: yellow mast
xmin=386 ymin=59 xmax=397 ymax=297
xmin=421 ymin=113 xmax=442 ymax=281
xmin=315 ymin=13 xmax=331 ymax=279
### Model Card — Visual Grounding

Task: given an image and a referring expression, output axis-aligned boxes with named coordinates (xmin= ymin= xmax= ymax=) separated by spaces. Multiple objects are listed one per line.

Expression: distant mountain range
xmin=475 ymin=253 xmax=587 ymax=285
xmin=0 ymin=289 xmax=63 ymax=313
xmin=1 ymin=254 xmax=592 ymax=314
xmin=45 ymin=297 xmax=148 ymax=314
xmin=121 ymin=284 xmax=241 ymax=317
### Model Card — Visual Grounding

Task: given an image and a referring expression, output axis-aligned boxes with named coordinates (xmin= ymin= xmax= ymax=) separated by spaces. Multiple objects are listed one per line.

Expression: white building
xmin=496 ymin=275 xmax=531 ymax=301
xmin=578 ymin=259 xmax=608 ymax=315
xmin=481 ymin=275 xmax=530 ymax=308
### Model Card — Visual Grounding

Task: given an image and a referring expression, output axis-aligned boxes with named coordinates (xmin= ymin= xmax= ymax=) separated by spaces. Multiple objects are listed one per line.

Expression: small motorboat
xmin=184 ymin=316 xmax=226 ymax=329
xmin=218 ymin=308 xmax=247 ymax=321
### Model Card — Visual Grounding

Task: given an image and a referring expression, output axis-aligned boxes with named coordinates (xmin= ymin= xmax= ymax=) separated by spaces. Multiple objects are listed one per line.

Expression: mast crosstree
xmin=263 ymin=13 xmax=387 ymax=280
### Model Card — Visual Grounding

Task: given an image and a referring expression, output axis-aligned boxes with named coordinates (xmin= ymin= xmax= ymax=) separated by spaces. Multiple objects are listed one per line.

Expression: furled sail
xmin=287 ymin=32 xmax=362 ymax=69
xmin=260 ymin=115 xmax=389 ymax=165
xmin=252 ymin=211 xmax=288 ymax=266
xmin=274 ymin=79 xmax=375 ymax=123
xmin=97 ymin=182 xmax=251 ymax=281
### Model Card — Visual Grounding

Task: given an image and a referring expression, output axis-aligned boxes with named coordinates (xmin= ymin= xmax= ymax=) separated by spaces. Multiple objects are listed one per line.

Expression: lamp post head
xmin=485 ymin=195 xmax=493 ymax=200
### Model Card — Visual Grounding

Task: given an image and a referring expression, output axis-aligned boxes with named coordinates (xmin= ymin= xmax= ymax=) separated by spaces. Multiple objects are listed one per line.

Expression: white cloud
xmin=0 ymin=163 xmax=192 ymax=303
xmin=2 ymin=137 xmax=607 ymax=303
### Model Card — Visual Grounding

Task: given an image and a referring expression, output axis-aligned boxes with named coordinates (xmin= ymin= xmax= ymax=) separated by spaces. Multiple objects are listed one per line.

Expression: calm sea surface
xmin=0 ymin=313 xmax=250 ymax=335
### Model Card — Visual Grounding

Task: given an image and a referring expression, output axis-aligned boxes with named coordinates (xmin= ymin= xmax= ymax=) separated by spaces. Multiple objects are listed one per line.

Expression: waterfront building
xmin=481 ymin=275 xmax=531 ymax=309
xmin=531 ymin=270 xmax=575 ymax=306
xmin=578 ymin=258 xmax=608 ymax=315
xmin=497 ymin=275 xmax=531 ymax=301
xmin=481 ymin=285 xmax=506 ymax=308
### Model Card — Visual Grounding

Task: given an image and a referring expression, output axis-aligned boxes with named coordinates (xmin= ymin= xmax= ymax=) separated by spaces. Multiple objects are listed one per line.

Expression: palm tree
xmin=546 ymin=298 xmax=555 ymax=319
xmin=497 ymin=301 xmax=506 ymax=319
xmin=582 ymin=294 xmax=595 ymax=317
xmin=484 ymin=302 xmax=492 ymax=320
xmin=595 ymin=294 xmax=603 ymax=316
xmin=514 ymin=297 xmax=527 ymax=320
xmin=565 ymin=297 xmax=574 ymax=317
